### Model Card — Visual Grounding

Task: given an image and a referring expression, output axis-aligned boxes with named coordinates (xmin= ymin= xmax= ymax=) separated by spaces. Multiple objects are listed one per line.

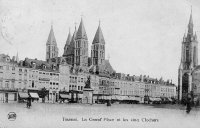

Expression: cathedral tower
xmin=63 ymin=29 xmax=72 ymax=57
xmin=91 ymin=22 xmax=105 ymax=66
xmin=65 ymin=26 xmax=77 ymax=65
xmin=74 ymin=18 xmax=89 ymax=70
xmin=178 ymin=9 xmax=198 ymax=102
xmin=46 ymin=25 xmax=59 ymax=61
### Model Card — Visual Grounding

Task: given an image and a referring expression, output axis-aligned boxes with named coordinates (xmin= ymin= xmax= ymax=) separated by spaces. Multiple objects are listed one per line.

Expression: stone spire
xmin=66 ymin=26 xmax=77 ymax=55
xmin=46 ymin=25 xmax=57 ymax=45
xmin=63 ymin=29 xmax=72 ymax=57
xmin=64 ymin=29 xmax=72 ymax=50
xmin=92 ymin=21 xmax=105 ymax=44
xmin=16 ymin=52 xmax=19 ymax=63
xmin=66 ymin=29 xmax=72 ymax=46
xmin=188 ymin=7 xmax=193 ymax=36
xmin=75 ymin=18 xmax=88 ymax=40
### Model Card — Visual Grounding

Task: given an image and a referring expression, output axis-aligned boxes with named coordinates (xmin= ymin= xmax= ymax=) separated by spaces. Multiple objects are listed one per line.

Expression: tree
xmin=39 ymin=87 xmax=48 ymax=103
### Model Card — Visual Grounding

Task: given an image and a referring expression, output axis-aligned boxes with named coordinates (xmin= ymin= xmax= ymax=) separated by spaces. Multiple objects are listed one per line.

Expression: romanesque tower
xmin=63 ymin=30 xmax=72 ymax=57
xmin=91 ymin=22 xmax=105 ymax=66
xmin=64 ymin=26 xmax=77 ymax=65
xmin=74 ymin=18 xmax=89 ymax=70
xmin=178 ymin=9 xmax=198 ymax=102
xmin=46 ymin=25 xmax=59 ymax=61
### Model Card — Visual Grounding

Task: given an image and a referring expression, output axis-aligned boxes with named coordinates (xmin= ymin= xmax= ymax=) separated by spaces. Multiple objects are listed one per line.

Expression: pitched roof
xmin=75 ymin=18 xmax=88 ymax=40
xmin=46 ymin=25 xmax=57 ymax=45
xmin=92 ymin=24 xmax=105 ymax=44
xmin=89 ymin=59 xmax=115 ymax=76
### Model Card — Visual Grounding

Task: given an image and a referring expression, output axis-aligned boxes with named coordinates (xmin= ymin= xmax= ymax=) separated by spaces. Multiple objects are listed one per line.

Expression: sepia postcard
xmin=0 ymin=0 xmax=200 ymax=128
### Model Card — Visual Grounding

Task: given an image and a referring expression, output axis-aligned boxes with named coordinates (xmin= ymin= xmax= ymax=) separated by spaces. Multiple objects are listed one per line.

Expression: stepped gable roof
xmin=75 ymin=18 xmax=88 ymax=40
xmin=92 ymin=23 xmax=105 ymax=44
xmin=46 ymin=25 xmax=57 ymax=45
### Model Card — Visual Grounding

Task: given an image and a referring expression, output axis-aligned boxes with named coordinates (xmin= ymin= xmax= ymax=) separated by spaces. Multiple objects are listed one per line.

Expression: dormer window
xmin=42 ymin=64 xmax=46 ymax=70
xmin=31 ymin=62 xmax=36 ymax=68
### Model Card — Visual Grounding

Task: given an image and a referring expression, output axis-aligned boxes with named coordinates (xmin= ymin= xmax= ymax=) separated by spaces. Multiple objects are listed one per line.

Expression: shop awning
xmin=60 ymin=94 xmax=70 ymax=99
xmin=111 ymin=95 xmax=117 ymax=100
xmin=129 ymin=96 xmax=140 ymax=101
xmin=123 ymin=96 xmax=130 ymax=100
xmin=154 ymin=97 xmax=161 ymax=101
xmin=149 ymin=97 xmax=154 ymax=101
xmin=30 ymin=92 xmax=39 ymax=99
xmin=167 ymin=97 xmax=172 ymax=102
xmin=104 ymin=96 xmax=112 ymax=100
xmin=117 ymin=96 xmax=125 ymax=101
xmin=78 ymin=94 xmax=83 ymax=98
xmin=19 ymin=92 xmax=29 ymax=98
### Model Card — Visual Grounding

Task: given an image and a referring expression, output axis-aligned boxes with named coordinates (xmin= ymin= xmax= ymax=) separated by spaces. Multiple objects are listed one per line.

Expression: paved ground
xmin=0 ymin=102 xmax=199 ymax=128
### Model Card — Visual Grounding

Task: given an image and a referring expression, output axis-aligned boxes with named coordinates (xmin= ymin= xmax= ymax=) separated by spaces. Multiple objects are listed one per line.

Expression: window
xmin=0 ymin=66 xmax=3 ymax=70
xmin=5 ymin=81 xmax=9 ymax=88
xmin=0 ymin=81 xmax=3 ymax=88
xmin=19 ymin=69 xmax=22 ymax=72
xmin=12 ymin=67 xmax=15 ymax=71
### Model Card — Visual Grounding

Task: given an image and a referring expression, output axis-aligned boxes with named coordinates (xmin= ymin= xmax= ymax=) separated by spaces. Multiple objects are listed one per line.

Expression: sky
xmin=0 ymin=0 xmax=200 ymax=84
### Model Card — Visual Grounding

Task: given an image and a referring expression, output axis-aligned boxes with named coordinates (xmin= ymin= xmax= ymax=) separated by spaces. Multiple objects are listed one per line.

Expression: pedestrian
xmin=26 ymin=96 xmax=32 ymax=109
xmin=186 ymin=95 xmax=192 ymax=114
xmin=26 ymin=99 xmax=29 ymax=108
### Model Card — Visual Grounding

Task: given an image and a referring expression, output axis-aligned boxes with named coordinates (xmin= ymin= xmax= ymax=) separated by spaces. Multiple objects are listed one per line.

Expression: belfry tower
xmin=74 ymin=18 xmax=89 ymax=71
xmin=46 ymin=25 xmax=59 ymax=61
xmin=178 ymin=9 xmax=198 ymax=102
xmin=91 ymin=21 xmax=105 ymax=66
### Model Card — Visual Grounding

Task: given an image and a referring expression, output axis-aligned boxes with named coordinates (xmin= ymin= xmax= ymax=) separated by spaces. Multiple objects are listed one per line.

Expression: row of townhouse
xmin=0 ymin=54 xmax=176 ymax=104
xmin=0 ymin=61 xmax=29 ymax=102
xmin=0 ymin=55 xmax=71 ymax=103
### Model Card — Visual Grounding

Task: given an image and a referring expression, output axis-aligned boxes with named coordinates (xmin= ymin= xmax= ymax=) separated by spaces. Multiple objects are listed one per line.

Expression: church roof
xmin=75 ymin=18 xmax=88 ymax=40
xmin=92 ymin=23 xmax=105 ymax=44
xmin=89 ymin=59 xmax=115 ymax=76
xmin=46 ymin=25 xmax=57 ymax=45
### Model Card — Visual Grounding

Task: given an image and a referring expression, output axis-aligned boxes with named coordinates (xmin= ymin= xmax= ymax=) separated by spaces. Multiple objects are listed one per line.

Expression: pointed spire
xmin=92 ymin=21 xmax=105 ymax=44
xmin=188 ymin=6 xmax=193 ymax=35
xmin=71 ymin=24 xmax=77 ymax=41
xmin=75 ymin=18 xmax=88 ymax=40
xmin=66 ymin=25 xmax=77 ymax=55
xmin=16 ymin=52 xmax=19 ymax=63
xmin=65 ymin=28 xmax=72 ymax=46
xmin=46 ymin=25 xmax=57 ymax=45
